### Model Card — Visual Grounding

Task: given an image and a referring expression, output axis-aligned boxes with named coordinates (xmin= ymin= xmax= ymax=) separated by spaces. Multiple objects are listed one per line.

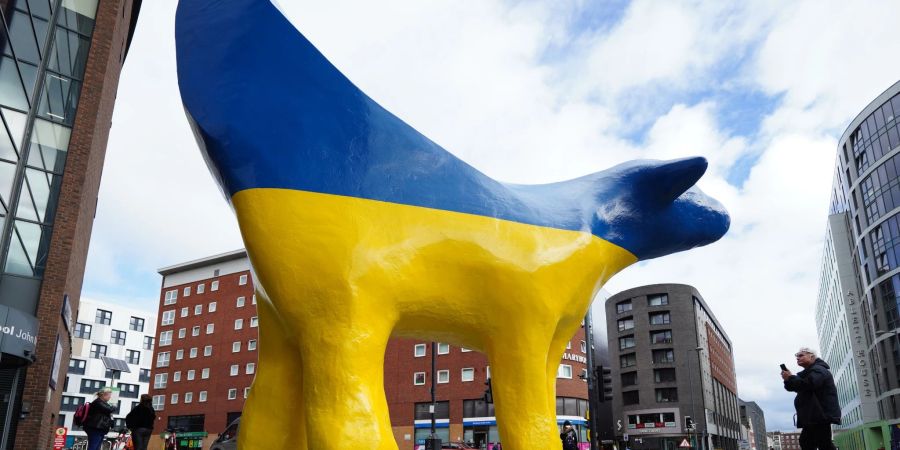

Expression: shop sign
xmin=0 ymin=305 xmax=39 ymax=359
xmin=52 ymin=427 xmax=67 ymax=450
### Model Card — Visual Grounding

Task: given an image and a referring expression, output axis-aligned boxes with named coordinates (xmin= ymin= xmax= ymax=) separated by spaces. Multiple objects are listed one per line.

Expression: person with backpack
xmin=126 ymin=394 xmax=156 ymax=450
xmin=83 ymin=387 xmax=116 ymax=450
xmin=559 ymin=420 xmax=578 ymax=450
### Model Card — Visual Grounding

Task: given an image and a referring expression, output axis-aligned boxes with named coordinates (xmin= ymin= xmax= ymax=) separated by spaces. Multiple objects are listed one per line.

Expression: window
xmin=178 ymin=328 xmax=186 ymax=339
xmin=129 ymin=317 xmax=145 ymax=332
xmin=567 ymin=341 xmax=571 ymax=349
xmin=239 ymin=274 xmax=248 ymax=285
xmin=234 ymin=319 xmax=243 ymax=330
xmin=621 ymin=371 xmax=637 ymax=387
xmin=414 ymin=344 xmax=426 ymax=357
xmin=432 ymin=370 xmax=448 ymax=384
xmin=437 ymin=343 xmax=450 ymax=354
xmin=652 ymin=349 xmax=675 ymax=364
xmin=415 ymin=401 xmax=450 ymax=420
xmin=157 ymin=352 xmax=170 ymax=367
xmin=655 ymin=388 xmax=678 ymax=402
xmin=199 ymin=391 xmax=207 ymax=402
xmin=202 ymin=368 xmax=210 ymax=379
xmin=192 ymin=326 xmax=200 ymax=336
xmin=414 ymin=372 xmax=426 ymax=385
xmin=623 ymin=390 xmax=639 ymax=405
xmin=204 ymin=345 xmax=212 ymax=356
xmin=110 ymin=330 xmax=126 ymax=345
xmin=252 ymin=295 xmax=256 ymax=304
xmin=250 ymin=316 xmax=258 ymax=328
xmin=558 ymin=364 xmax=573 ymax=379
xmin=90 ymin=344 xmax=107 ymax=359
xmin=126 ymin=350 xmax=140 ymax=365
xmin=95 ymin=309 xmax=112 ymax=325
xmin=152 ymin=395 xmax=165 ymax=411
xmin=197 ymin=283 xmax=205 ymax=294
xmin=184 ymin=392 xmax=193 ymax=404
xmin=139 ymin=369 xmax=151 ymax=383
xmin=192 ymin=305 xmax=201 ymax=316
xmin=461 ymin=348 xmax=472 ymax=352
xmin=618 ymin=317 xmax=634 ymax=332
xmin=189 ymin=347 xmax=198 ymax=358
xmin=236 ymin=296 xmax=245 ymax=308
xmin=244 ymin=387 xmax=250 ymax=399
xmin=159 ymin=330 xmax=173 ymax=346
xmin=143 ymin=336 xmax=154 ymax=350
xmin=68 ymin=359 xmax=86 ymax=375
xmin=649 ymin=312 xmax=671 ymax=325
xmin=161 ymin=310 xmax=175 ymax=326
xmin=461 ymin=368 xmax=475 ymax=382
xmin=154 ymin=373 xmax=168 ymax=389
xmin=176 ymin=349 xmax=184 ymax=360
xmin=232 ymin=342 xmax=241 ymax=353
xmin=74 ymin=322 xmax=92 ymax=339
xmin=206 ymin=323 xmax=214 ymax=334
xmin=227 ymin=388 xmax=237 ymax=400
xmin=246 ymin=363 xmax=255 ymax=374
xmin=187 ymin=370 xmax=195 ymax=381
xmin=248 ymin=340 xmax=257 ymax=351
xmin=619 ymin=335 xmax=635 ymax=350
xmin=164 ymin=290 xmax=178 ymax=305
xmin=620 ymin=353 xmax=636 ymax=368
xmin=616 ymin=300 xmax=633 ymax=314
xmin=209 ymin=302 xmax=217 ymax=313
xmin=80 ymin=379 xmax=105 ymax=394
xmin=171 ymin=393 xmax=179 ymax=404
xmin=648 ymin=294 xmax=669 ymax=306
xmin=580 ymin=340 xmax=587 ymax=353
xmin=180 ymin=307 xmax=189 ymax=318
xmin=650 ymin=330 xmax=673 ymax=344
xmin=183 ymin=286 xmax=191 ymax=297
xmin=173 ymin=371 xmax=181 ymax=382
xmin=654 ymin=368 xmax=677 ymax=383
xmin=211 ymin=280 xmax=220 ymax=291
xmin=230 ymin=365 xmax=239 ymax=376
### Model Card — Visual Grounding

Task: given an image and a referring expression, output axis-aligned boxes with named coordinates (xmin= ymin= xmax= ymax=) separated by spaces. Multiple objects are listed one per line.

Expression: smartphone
xmin=780 ymin=363 xmax=788 ymax=371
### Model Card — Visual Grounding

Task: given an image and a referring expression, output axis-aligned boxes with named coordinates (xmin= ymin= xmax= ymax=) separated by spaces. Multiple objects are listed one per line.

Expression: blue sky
xmin=83 ymin=0 xmax=900 ymax=434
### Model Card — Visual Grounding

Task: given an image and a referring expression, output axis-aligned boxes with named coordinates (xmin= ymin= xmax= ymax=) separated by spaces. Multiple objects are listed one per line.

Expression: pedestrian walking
xmin=560 ymin=420 xmax=578 ymax=450
xmin=781 ymin=347 xmax=841 ymax=450
xmin=84 ymin=387 xmax=116 ymax=450
xmin=126 ymin=394 xmax=156 ymax=450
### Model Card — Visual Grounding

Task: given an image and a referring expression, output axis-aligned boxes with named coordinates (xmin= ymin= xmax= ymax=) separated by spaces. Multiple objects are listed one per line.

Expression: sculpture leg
xmin=490 ymin=335 xmax=560 ymax=450
xmin=238 ymin=296 xmax=307 ymax=450
xmin=297 ymin=320 xmax=396 ymax=450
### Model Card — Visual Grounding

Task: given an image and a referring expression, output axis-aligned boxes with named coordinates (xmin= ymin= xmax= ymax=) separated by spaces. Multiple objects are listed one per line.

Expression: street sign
xmin=623 ymin=434 xmax=629 ymax=442
xmin=52 ymin=427 xmax=67 ymax=450
xmin=679 ymin=438 xmax=691 ymax=448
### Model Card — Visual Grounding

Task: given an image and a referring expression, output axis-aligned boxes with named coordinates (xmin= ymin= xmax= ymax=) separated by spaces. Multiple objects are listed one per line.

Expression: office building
xmin=0 ymin=0 xmax=142 ymax=447
xmin=739 ymin=400 xmax=767 ymax=450
xmin=606 ymin=284 xmax=742 ymax=450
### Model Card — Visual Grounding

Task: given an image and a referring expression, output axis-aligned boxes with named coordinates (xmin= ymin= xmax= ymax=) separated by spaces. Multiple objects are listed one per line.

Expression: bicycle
xmin=164 ymin=427 xmax=185 ymax=450
xmin=102 ymin=427 xmax=132 ymax=450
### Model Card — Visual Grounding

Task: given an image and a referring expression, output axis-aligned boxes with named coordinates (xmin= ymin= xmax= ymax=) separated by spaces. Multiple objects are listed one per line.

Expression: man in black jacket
xmin=781 ymin=347 xmax=841 ymax=450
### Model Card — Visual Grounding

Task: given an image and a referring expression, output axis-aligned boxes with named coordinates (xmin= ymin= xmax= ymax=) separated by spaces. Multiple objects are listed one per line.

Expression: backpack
xmin=73 ymin=402 xmax=90 ymax=426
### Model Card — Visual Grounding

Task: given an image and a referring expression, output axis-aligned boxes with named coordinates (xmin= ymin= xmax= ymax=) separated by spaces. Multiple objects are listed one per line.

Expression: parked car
xmin=210 ymin=418 xmax=239 ymax=450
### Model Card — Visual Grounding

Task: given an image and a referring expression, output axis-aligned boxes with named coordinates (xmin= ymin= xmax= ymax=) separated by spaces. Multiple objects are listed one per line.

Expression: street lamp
xmin=426 ymin=341 xmax=441 ymax=450
xmin=686 ymin=347 xmax=703 ymax=450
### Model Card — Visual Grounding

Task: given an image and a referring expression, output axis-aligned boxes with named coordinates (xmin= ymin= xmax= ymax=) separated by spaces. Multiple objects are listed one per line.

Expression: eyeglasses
xmin=795 ymin=353 xmax=810 ymax=357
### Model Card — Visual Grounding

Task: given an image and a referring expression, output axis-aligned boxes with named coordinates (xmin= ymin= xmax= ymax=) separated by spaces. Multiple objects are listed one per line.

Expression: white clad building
xmin=60 ymin=298 xmax=157 ymax=440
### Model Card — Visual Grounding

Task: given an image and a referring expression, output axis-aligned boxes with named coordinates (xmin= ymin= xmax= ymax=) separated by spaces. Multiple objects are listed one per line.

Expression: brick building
xmin=0 ymin=0 xmax=142 ymax=447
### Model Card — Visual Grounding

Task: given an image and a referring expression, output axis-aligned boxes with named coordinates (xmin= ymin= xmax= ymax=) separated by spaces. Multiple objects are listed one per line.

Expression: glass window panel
xmin=38 ymin=73 xmax=81 ymax=124
xmin=27 ymin=118 xmax=70 ymax=172
xmin=0 ymin=57 xmax=29 ymax=111
xmin=0 ymin=119 xmax=17 ymax=162
xmin=32 ymin=16 xmax=50 ymax=59
xmin=18 ymin=61 xmax=37 ymax=105
xmin=875 ymin=108 xmax=886 ymax=131
xmin=28 ymin=0 xmax=54 ymax=19
xmin=893 ymin=96 xmax=900 ymax=123
xmin=885 ymin=100 xmax=896 ymax=124
xmin=60 ymin=0 xmax=98 ymax=35
xmin=0 ymin=161 xmax=15 ymax=213
xmin=5 ymin=220 xmax=50 ymax=276
xmin=5 ymin=11 xmax=41 ymax=64
xmin=16 ymin=168 xmax=61 ymax=223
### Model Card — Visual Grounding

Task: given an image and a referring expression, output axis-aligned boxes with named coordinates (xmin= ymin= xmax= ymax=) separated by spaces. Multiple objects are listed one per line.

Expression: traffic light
xmin=595 ymin=365 xmax=613 ymax=402
xmin=685 ymin=416 xmax=695 ymax=431
xmin=484 ymin=378 xmax=493 ymax=404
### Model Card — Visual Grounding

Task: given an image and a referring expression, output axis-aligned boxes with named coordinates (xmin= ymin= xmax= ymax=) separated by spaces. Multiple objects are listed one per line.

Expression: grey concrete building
xmin=738 ymin=399 xmax=767 ymax=450
xmin=606 ymin=284 xmax=741 ymax=450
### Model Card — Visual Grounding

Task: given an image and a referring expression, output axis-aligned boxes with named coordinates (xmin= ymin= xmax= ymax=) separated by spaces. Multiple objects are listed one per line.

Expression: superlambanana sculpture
xmin=175 ymin=1 xmax=730 ymax=449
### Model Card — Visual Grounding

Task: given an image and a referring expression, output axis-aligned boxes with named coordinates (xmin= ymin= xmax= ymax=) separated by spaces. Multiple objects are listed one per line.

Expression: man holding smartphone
xmin=780 ymin=347 xmax=841 ymax=450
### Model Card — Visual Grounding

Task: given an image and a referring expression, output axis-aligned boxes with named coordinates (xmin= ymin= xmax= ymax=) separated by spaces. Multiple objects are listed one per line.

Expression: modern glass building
xmin=823 ymin=79 xmax=900 ymax=450
xmin=0 ymin=0 xmax=141 ymax=448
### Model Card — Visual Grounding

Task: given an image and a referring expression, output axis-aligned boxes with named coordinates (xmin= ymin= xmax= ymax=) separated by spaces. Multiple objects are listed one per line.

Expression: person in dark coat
xmin=84 ymin=387 xmax=116 ymax=450
xmin=781 ymin=347 xmax=841 ymax=450
xmin=559 ymin=420 xmax=578 ymax=450
xmin=126 ymin=394 xmax=156 ymax=450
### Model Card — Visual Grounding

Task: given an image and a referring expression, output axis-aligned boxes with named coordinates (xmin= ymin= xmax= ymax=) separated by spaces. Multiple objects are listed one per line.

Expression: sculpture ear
xmin=638 ymin=157 xmax=708 ymax=205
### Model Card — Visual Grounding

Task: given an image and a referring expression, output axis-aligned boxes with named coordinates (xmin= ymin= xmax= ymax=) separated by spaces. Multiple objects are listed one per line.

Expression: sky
xmin=81 ymin=0 xmax=900 ymax=433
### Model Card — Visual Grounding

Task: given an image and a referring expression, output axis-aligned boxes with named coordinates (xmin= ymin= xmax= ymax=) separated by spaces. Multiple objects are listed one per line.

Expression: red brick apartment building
xmin=153 ymin=250 xmax=590 ymax=448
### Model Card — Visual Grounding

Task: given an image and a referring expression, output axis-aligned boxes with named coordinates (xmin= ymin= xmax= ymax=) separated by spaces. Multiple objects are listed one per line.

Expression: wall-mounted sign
xmin=61 ymin=295 xmax=72 ymax=334
xmin=0 ymin=305 xmax=39 ymax=361
xmin=49 ymin=336 xmax=62 ymax=390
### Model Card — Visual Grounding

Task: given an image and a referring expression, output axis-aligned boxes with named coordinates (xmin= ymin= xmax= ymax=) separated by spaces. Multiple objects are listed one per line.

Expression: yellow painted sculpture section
xmin=232 ymin=189 xmax=637 ymax=450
